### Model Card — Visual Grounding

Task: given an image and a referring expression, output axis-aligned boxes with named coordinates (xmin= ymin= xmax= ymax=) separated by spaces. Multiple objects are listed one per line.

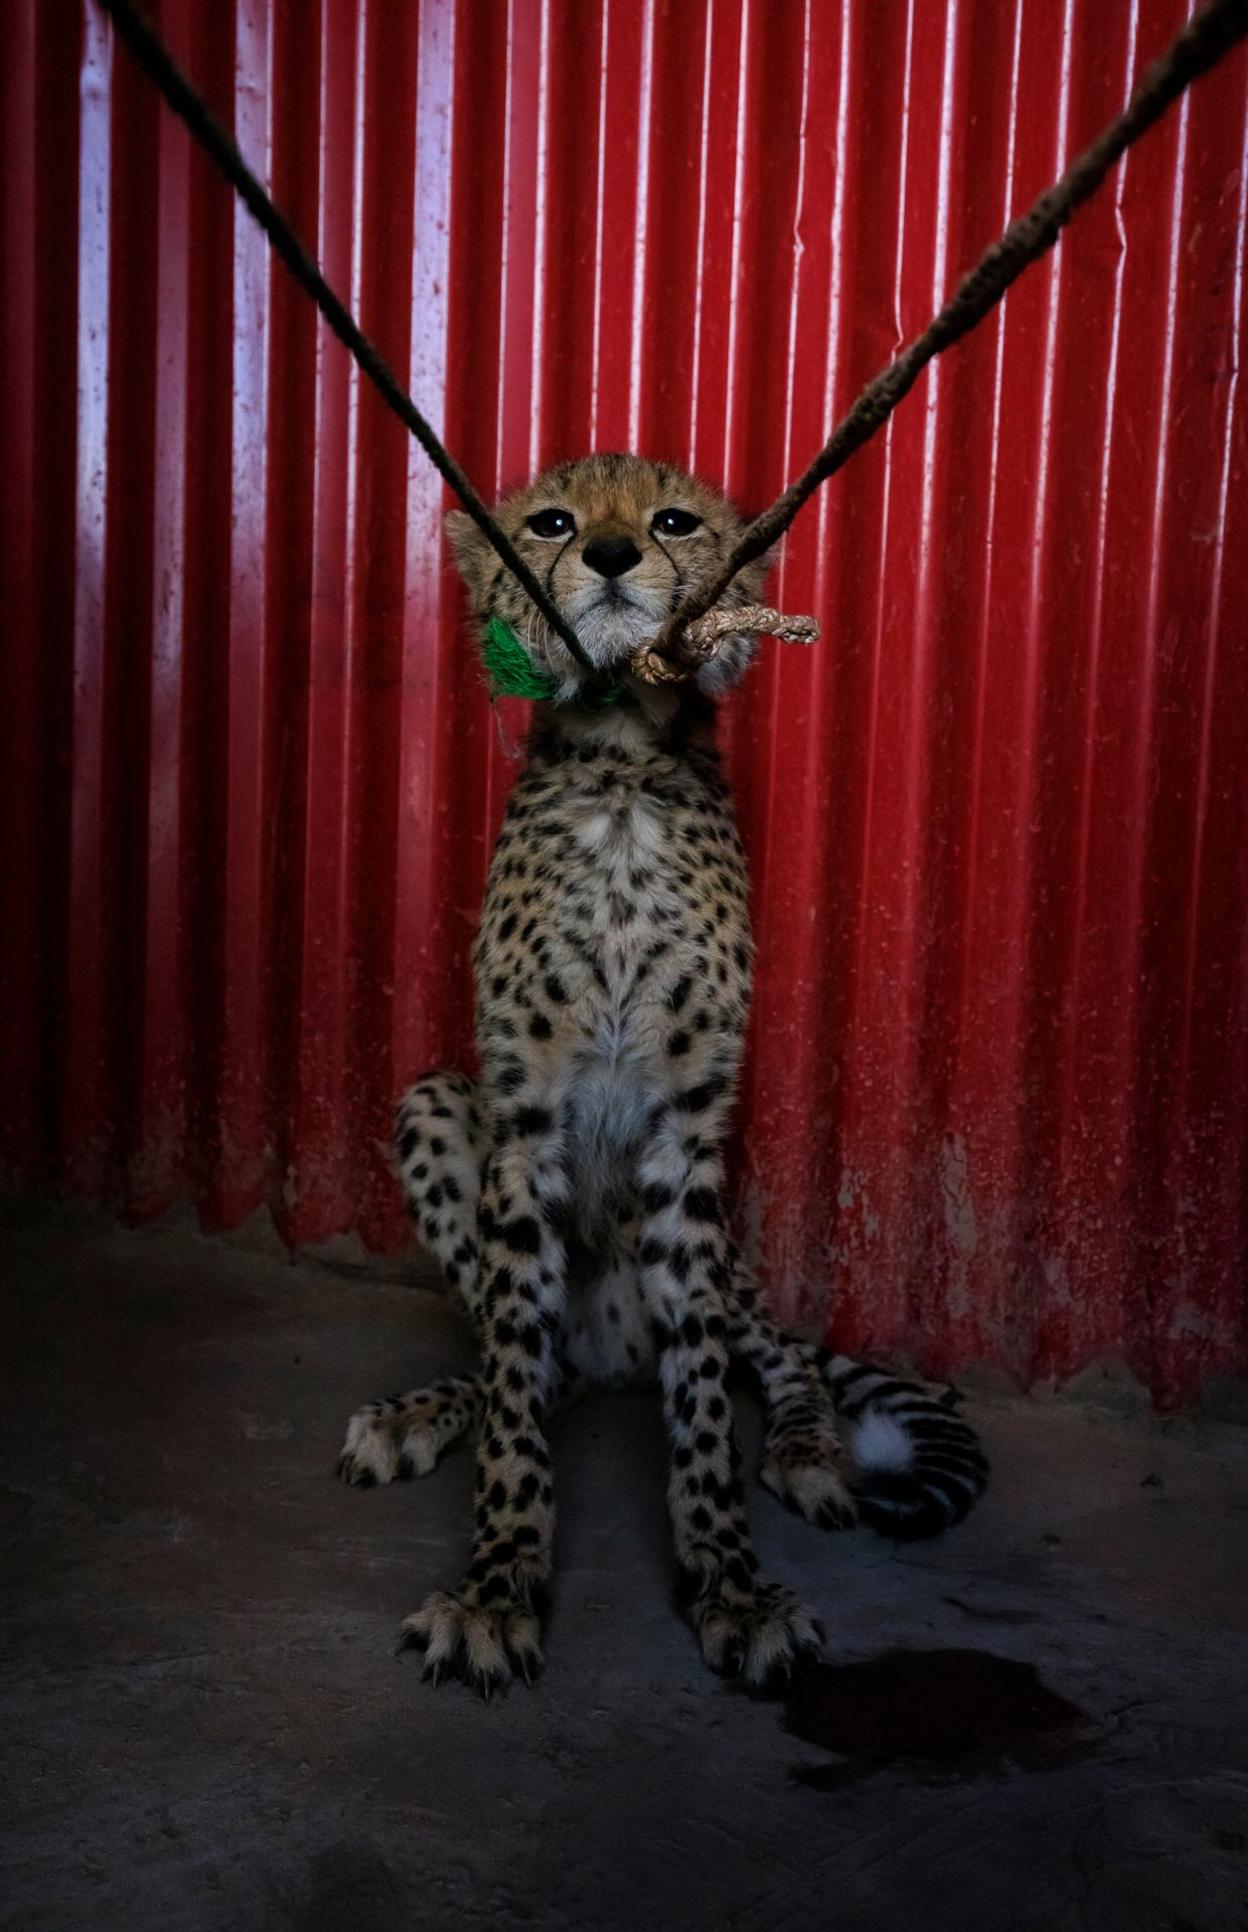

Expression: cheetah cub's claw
xmin=683 ymin=1577 xmax=824 ymax=1690
xmin=759 ymin=1424 xmax=859 ymax=1532
xmin=399 ymin=1590 xmax=543 ymax=1698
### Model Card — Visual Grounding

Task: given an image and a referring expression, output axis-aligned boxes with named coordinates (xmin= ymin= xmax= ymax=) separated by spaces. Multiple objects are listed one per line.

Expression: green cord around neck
xmin=481 ymin=617 xmax=632 ymax=709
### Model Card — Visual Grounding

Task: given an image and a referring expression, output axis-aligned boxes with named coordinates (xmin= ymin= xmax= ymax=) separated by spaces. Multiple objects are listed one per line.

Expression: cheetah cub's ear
xmin=444 ymin=509 xmax=494 ymax=616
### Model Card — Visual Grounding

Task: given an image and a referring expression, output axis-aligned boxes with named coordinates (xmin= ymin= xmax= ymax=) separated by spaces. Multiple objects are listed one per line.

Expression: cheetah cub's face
xmin=446 ymin=452 xmax=768 ymax=697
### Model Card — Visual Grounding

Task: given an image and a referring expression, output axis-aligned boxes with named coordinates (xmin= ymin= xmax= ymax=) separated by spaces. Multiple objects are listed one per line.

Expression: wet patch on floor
xmin=784 ymin=1648 xmax=1095 ymax=1789
xmin=943 ymin=1594 xmax=1040 ymax=1626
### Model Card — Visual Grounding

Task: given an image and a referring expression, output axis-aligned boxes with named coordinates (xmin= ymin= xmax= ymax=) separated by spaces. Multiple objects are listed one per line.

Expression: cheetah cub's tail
xmin=819 ymin=1353 xmax=989 ymax=1540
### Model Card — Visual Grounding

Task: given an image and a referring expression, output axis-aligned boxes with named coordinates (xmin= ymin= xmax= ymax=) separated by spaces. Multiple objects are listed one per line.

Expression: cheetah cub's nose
xmin=582 ymin=534 xmax=642 ymax=579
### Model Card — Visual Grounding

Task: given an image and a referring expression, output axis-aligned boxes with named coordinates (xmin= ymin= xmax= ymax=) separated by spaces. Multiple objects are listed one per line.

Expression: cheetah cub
xmin=338 ymin=452 xmax=987 ymax=1694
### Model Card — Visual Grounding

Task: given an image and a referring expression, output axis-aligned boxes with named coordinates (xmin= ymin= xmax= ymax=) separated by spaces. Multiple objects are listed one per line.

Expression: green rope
xmin=482 ymin=618 xmax=560 ymax=700
xmin=481 ymin=619 xmax=631 ymax=709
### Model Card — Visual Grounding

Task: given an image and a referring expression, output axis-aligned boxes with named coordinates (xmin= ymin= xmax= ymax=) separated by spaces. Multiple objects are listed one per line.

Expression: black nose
xmin=582 ymin=535 xmax=642 ymax=579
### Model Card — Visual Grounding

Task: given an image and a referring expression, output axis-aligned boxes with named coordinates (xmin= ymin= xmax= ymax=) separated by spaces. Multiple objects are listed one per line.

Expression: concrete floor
xmin=2 ymin=1203 xmax=1247 ymax=1932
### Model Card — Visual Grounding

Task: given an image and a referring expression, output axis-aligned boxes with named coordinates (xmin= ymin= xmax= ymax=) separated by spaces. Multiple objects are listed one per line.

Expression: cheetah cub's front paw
xmin=760 ymin=1423 xmax=858 ymax=1531
xmin=683 ymin=1575 xmax=824 ymax=1689
xmin=399 ymin=1589 xmax=543 ymax=1698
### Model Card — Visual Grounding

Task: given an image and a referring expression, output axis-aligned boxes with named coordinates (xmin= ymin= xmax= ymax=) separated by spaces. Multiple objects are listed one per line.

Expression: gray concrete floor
xmin=2 ymin=1202 xmax=1247 ymax=1932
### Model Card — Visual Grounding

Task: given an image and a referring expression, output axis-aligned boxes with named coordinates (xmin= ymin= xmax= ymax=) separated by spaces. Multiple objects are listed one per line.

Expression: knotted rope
xmin=98 ymin=0 xmax=1248 ymax=690
xmin=632 ymin=606 xmax=820 ymax=687
xmin=643 ymin=0 xmax=1248 ymax=678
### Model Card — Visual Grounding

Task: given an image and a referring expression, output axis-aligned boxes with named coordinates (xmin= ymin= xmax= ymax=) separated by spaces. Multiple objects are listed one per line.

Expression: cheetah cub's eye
xmin=651 ymin=509 xmax=703 ymax=538
xmin=526 ymin=508 xmax=576 ymax=539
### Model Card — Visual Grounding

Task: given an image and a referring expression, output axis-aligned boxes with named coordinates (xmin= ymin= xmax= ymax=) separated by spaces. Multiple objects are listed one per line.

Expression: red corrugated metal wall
xmin=3 ymin=0 xmax=1246 ymax=1404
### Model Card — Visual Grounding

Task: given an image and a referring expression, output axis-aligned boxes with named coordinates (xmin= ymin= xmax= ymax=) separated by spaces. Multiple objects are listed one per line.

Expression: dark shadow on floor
xmin=3 ymin=1203 xmax=1247 ymax=1931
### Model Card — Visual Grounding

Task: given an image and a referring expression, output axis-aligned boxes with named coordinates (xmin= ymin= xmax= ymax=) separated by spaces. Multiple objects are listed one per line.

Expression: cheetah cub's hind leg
xmin=723 ymin=1254 xmax=858 ymax=1531
xmin=337 ymin=1072 xmax=485 ymax=1487
xmin=723 ymin=1252 xmax=990 ymax=1540
xmin=392 ymin=1072 xmax=484 ymax=1294
xmin=337 ymin=1378 xmax=481 ymax=1488
xmin=338 ymin=1367 xmax=590 ymax=1488
xmin=757 ymin=1387 xmax=858 ymax=1532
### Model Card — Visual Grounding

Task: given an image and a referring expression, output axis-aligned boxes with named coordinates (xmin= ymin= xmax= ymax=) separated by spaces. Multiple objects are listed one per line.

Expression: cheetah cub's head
xmin=446 ymin=452 xmax=768 ymax=701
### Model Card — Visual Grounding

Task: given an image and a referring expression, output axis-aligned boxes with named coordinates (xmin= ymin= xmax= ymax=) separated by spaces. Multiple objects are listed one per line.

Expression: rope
xmin=98 ymin=0 xmax=1248 ymax=688
xmin=633 ymin=605 xmax=820 ymax=685
xmin=647 ymin=0 xmax=1248 ymax=673
xmin=94 ymin=0 xmax=596 ymax=675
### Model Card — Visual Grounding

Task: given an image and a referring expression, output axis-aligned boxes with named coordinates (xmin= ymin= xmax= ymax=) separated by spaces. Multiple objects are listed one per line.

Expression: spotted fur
xmin=338 ymin=453 xmax=988 ymax=1694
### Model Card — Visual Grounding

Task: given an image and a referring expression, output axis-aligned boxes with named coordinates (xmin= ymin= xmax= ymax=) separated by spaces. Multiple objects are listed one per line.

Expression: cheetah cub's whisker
xmin=338 ymin=452 xmax=988 ymax=1697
